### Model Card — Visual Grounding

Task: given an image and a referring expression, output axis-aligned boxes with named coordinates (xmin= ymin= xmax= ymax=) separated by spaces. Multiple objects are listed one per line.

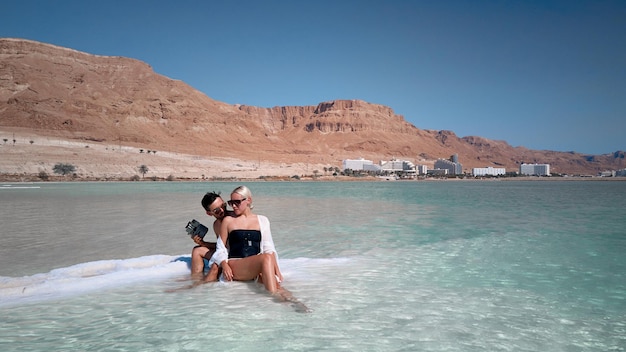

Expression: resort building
xmin=343 ymin=158 xmax=372 ymax=170
xmin=434 ymin=154 xmax=463 ymax=175
xmin=343 ymin=158 xmax=417 ymax=177
xmin=599 ymin=170 xmax=616 ymax=177
xmin=416 ymin=164 xmax=428 ymax=175
xmin=427 ymin=169 xmax=448 ymax=176
xmin=473 ymin=167 xmax=506 ymax=177
xmin=519 ymin=163 xmax=550 ymax=176
xmin=342 ymin=158 xmax=381 ymax=172
xmin=380 ymin=159 xmax=416 ymax=174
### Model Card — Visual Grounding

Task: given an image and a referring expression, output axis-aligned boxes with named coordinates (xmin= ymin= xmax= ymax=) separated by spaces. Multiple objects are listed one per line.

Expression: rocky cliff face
xmin=1 ymin=38 xmax=623 ymax=175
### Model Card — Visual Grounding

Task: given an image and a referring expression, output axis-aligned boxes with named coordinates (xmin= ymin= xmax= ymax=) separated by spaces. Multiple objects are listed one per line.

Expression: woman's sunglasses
xmin=227 ymin=198 xmax=247 ymax=207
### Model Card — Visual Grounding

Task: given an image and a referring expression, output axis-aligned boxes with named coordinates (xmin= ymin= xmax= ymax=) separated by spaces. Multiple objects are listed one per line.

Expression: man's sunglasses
xmin=227 ymin=198 xmax=247 ymax=207
xmin=209 ymin=203 xmax=226 ymax=214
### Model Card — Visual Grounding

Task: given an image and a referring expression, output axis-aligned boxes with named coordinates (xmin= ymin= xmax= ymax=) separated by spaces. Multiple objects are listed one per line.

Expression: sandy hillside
xmin=0 ymin=129 xmax=323 ymax=181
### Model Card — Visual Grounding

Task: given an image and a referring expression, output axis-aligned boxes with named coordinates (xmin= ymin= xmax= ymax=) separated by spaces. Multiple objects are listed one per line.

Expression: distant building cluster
xmin=603 ymin=168 xmax=626 ymax=177
xmin=342 ymin=154 xmax=469 ymax=178
xmin=341 ymin=154 xmax=625 ymax=179
xmin=343 ymin=155 xmax=464 ymax=178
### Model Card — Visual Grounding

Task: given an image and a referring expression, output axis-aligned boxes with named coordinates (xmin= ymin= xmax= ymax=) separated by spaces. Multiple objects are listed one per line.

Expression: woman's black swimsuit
xmin=228 ymin=230 xmax=261 ymax=258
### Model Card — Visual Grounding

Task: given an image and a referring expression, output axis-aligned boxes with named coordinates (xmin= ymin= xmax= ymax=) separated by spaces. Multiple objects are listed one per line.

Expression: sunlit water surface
xmin=1 ymin=181 xmax=625 ymax=351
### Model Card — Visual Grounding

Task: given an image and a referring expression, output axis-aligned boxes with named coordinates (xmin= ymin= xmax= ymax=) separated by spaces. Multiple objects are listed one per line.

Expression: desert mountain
xmin=1 ymin=38 xmax=624 ymax=177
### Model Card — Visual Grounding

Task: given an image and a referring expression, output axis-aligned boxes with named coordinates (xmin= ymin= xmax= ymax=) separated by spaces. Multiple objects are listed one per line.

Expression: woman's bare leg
xmin=228 ymin=254 xmax=277 ymax=292
xmin=229 ymin=255 xmax=310 ymax=312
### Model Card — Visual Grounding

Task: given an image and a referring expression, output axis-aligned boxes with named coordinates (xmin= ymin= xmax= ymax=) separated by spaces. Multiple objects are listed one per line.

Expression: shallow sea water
xmin=1 ymin=180 xmax=625 ymax=351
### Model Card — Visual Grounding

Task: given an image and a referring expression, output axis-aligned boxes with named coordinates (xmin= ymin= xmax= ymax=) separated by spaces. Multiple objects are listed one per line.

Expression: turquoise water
xmin=1 ymin=181 xmax=625 ymax=351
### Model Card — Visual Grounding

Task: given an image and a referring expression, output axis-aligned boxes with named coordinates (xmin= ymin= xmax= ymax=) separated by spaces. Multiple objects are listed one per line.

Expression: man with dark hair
xmin=190 ymin=191 xmax=233 ymax=282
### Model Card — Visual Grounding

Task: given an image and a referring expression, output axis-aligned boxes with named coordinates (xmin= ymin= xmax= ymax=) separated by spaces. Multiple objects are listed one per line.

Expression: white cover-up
xmin=213 ymin=215 xmax=278 ymax=266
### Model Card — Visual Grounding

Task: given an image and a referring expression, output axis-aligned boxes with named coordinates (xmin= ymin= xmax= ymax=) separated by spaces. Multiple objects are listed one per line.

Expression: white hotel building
xmin=519 ymin=163 xmax=550 ymax=176
xmin=434 ymin=155 xmax=463 ymax=175
xmin=342 ymin=158 xmax=381 ymax=172
xmin=473 ymin=167 xmax=506 ymax=177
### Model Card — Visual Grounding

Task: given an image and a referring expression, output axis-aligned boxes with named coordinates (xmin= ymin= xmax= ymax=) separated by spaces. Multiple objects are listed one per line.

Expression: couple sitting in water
xmin=190 ymin=185 xmax=282 ymax=293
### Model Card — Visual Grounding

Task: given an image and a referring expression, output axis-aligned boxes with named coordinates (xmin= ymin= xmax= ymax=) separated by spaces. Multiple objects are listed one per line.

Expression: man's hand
xmin=192 ymin=236 xmax=216 ymax=250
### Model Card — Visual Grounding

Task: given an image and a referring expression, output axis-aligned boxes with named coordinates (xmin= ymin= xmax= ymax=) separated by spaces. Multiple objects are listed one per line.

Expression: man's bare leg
xmin=191 ymin=246 xmax=210 ymax=275
xmin=204 ymin=263 xmax=220 ymax=282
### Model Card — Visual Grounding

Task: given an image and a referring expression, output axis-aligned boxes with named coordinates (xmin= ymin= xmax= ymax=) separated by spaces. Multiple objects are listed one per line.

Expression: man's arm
xmin=213 ymin=216 xmax=231 ymax=267
xmin=192 ymin=235 xmax=216 ymax=250
xmin=212 ymin=218 xmax=221 ymax=239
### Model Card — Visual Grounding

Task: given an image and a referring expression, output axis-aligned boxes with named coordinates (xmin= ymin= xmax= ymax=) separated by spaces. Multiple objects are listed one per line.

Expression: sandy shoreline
xmin=1 ymin=129 xmax=624 ymax=183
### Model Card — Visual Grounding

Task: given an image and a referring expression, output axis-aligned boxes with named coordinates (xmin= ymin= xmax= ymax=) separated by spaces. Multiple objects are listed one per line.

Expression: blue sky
xmin=3 ymin=0 xmax=624 ymax=154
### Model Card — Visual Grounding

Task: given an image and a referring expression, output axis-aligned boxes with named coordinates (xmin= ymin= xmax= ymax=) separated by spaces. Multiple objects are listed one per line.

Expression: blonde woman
xmin=214 ymin=186 xmax=282 ymax=293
